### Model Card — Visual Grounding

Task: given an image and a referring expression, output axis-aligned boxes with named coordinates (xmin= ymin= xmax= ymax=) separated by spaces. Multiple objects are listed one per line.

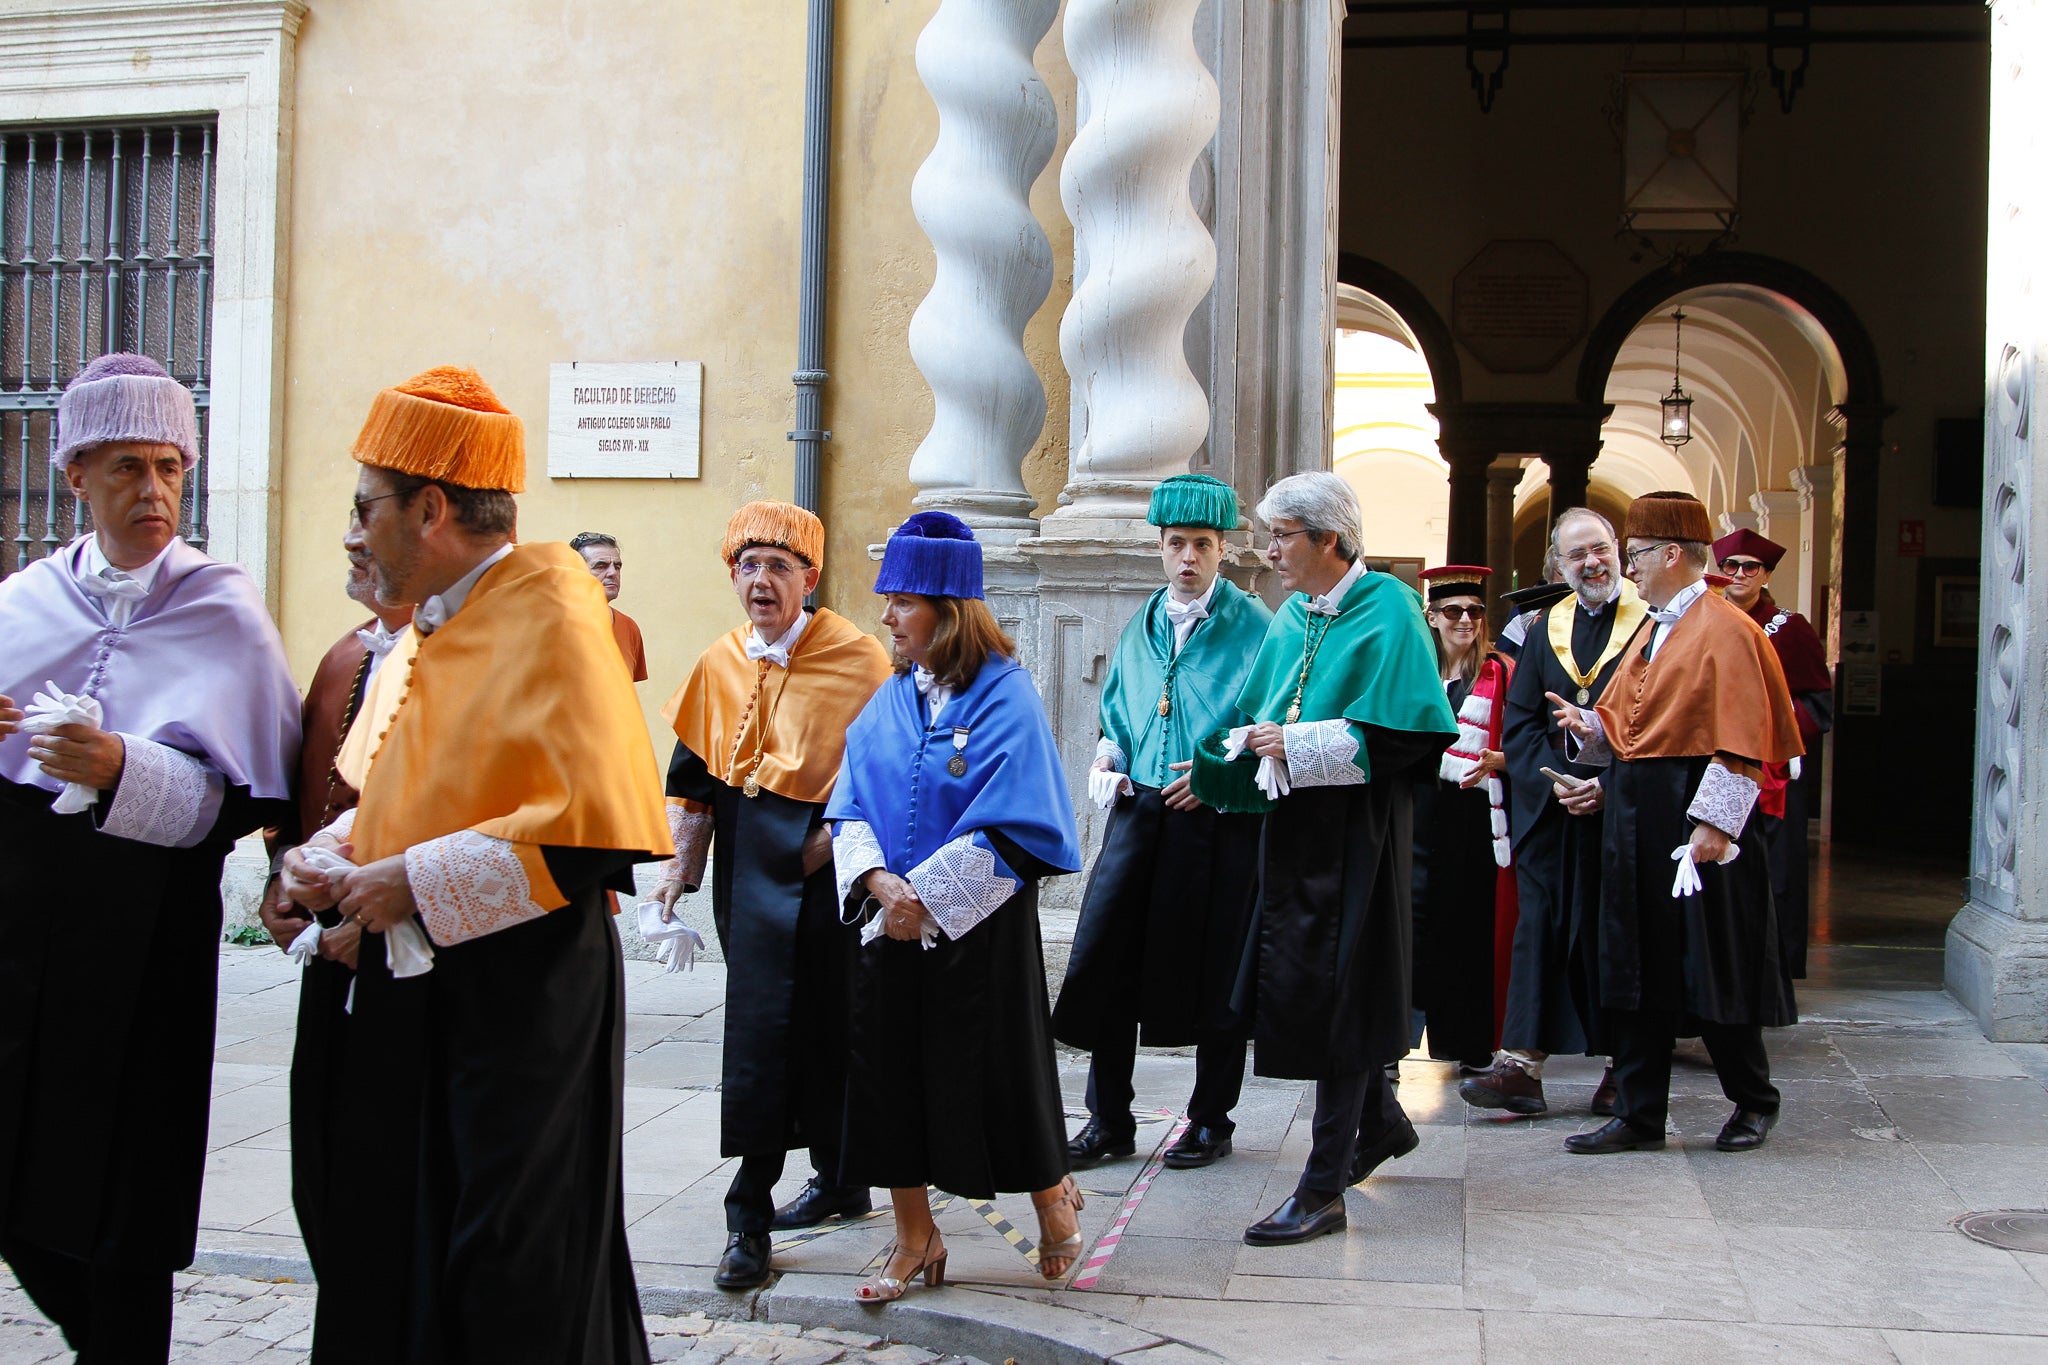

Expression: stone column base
xmin=1946 ymin=900 xmax=2048 ymax=1042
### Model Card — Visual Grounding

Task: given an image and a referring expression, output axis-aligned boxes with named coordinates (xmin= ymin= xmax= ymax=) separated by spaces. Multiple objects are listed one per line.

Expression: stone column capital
xmin=1787 ymin=462 xmax=1834 ymax=508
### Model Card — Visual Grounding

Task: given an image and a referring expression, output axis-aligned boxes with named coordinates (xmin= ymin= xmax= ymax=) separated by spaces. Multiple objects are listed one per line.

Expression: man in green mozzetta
xmin=1054 ymin=475 xmax=1273 ymax=1174
xmin=1192 ymin=471 xmax=1459 ymax=1247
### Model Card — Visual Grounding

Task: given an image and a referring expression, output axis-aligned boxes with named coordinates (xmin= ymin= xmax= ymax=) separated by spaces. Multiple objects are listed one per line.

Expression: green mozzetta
xmin=1098 ymin=578 xmax=1274 ymax=789
xmin=1191 ymin=569 xmax=1458 ymax=809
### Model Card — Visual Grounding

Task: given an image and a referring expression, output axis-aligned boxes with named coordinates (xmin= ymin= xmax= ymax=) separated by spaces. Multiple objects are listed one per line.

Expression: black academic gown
xmin=1498 ymin=599 xmax=1625 ymax=1056
xmin=0 ymin=777 xmax=284 ymax=1273
xmin=1598 ymin=755 xmax=1798 ymax=1028
xmin=311 ymin=850 xmax=648 ymax=1365
xmin=1246 ymin=727 xmax=1445 ymax=1081
xmin=1053 ymin=789 xmax=1260 ymax=1048
xmin=666 ymin=742 xmax=851 ymax=1161
xmin=1411 ymin=676 xmax=1502 ymax=1064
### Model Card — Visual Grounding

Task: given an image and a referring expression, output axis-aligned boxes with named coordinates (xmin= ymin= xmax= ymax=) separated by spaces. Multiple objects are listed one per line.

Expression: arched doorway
xmin=1332 ymin=283 xmax=1441 ymax=585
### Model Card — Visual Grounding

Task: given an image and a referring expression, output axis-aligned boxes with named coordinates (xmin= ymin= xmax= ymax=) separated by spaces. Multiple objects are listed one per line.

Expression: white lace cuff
xmin=1565 ymin=708 xmax=1613 ymax=767
xmin=1094 ymin=737 xmax=1128 ymax=773
xmin=99 ymin=735 xmax=223 ymax=848
xmin=833 ymin=819 xmax=887 ymax=909
xmin=1282 ymin=720 xmax=1366 ymax=788
xmin=314 ymin=807 xmax=357 ymax=846
xmin=906 ymin=832 xmax=1020 ymax=940
xmin=1687 ymin=762 xmax=1760 ymax=839
xmin=662 ymin=801 xmax=712 ymax=893
xmin=406 ymin=830 xmax=548 ymax=946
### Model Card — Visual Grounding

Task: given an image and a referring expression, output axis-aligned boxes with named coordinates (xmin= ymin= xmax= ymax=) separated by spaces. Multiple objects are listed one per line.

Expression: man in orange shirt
xmin=574 ymin=530 xmax=649 ymax=682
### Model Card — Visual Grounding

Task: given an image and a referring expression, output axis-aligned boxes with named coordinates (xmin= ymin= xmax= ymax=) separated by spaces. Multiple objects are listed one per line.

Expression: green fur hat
xmin=1147 ymin=474 xmax=1240 ymax=532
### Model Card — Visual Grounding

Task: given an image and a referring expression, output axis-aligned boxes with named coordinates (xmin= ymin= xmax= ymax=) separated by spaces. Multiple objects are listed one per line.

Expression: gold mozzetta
xmin=1547 ymin=577 xmax=1646 ymax=705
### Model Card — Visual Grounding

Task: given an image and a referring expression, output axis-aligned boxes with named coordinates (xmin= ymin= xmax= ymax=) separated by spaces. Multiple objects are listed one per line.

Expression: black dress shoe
xmin=1563 ymin=1117 xmax=1665 ymax=1155
xmin=1346 ymin=1118 xmax=1419 ymax=1186
xmin=1715 ymin=1107 xmax=1775 ymax=1152
xmin=714 ymin=1232 xmax=773 ymax=1289
xmin=1244 ymin=1189 xmax=1347 ymax=1246
xmin=1066 ymin=1118 xmax=1136 ymax=1168
xmin=1161 ymin=1124 xmax=1233 ymax=1169
xmin=1590 ymin=1066 xmax=1618 ymax=1117
xmin=769 ymin=1177 xmax=873 ymax=1230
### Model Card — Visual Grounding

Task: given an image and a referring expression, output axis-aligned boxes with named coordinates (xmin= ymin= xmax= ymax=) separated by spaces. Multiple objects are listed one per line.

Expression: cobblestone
xmin=0 ymin=1268 xmax=990 ymax=1364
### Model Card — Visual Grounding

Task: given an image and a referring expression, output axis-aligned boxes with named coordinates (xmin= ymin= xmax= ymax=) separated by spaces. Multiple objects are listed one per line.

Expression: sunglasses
xmin=1720 ymin=559 xmax=1767 ymax=577
xmin=1431 ymin=604 xmax=1485 ymax=622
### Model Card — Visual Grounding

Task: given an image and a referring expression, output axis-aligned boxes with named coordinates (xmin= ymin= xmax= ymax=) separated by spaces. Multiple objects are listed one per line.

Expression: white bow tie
xmin=82 ymin=570 xmax=149 ymax=604
xmin=356 ymin=625 xmax=402 ymax=657
xmin=744 ymin=631 xmax=793 ymax=668
xmin=913 ymin=666 xmax=938 ymax=695
xmin=414 ymin=596 xmax=451 ymax=636
xmin=1647 ymin=604 xmax=1687 ymax=626
xmin=1162 ymin=597 xmax=1209 ymax=626
xmin=1305 ymin=594 xmax=1343 ymax=618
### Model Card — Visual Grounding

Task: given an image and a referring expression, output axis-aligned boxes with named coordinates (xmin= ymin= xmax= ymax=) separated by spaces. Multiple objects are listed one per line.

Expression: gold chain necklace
xmin=1283 ymin=613 xmax=1333 ymax=724
xmin=726 ymin=660 xmax=777 ymax=798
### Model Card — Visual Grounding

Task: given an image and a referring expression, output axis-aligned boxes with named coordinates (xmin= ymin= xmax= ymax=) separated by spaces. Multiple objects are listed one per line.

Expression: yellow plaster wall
xmin=277 ymin=0 xmax=1078 ymax=741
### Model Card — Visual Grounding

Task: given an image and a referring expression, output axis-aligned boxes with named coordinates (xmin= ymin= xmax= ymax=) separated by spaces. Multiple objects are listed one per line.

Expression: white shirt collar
xmin=912 ymin=665 xmax=955 ymax=726
xmin=1164 ymin=576 xmax=1220 ymax=616
xmin=743 ymin=611 xmax=811 ymax=668
xmin=1305 ymin=559 xmax=1367 ymax=617
xmin=415 ymin=542 xmax=515 ymax=636
xmin=1649 ymin=577 xmax=1710 ymax=625
xmin=82 ymin=534 xmax=175 ymax=594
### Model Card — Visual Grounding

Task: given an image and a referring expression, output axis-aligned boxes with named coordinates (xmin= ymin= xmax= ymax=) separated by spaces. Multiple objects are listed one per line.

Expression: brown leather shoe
xmin=1591 ymin=1066 xmax=1618 ymax=1117
xmin=1458 ymin=1059 xmax=1548 ymax=1115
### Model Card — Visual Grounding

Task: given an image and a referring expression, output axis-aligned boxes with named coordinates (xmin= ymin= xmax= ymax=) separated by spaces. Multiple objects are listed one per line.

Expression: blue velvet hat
xmin=875 ymin=511 xmax=984 ymax=600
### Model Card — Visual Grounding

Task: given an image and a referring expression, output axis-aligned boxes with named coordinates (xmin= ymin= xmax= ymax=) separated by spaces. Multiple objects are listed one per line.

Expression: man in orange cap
xmin=657 ymin=501 xmax=890 ymax=1290
xmin=1549 ymin=492 xmax=1804 ymax=1157
xmin=280 ymin=366 xmax=669 ymax=1362
xmin=1713 ymin=527 xmax=1832 ymax=978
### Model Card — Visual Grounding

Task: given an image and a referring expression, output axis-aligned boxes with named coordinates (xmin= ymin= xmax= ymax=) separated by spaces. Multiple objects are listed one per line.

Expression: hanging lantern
xmin=1661 ymin=309 xmax=1693 ymax=449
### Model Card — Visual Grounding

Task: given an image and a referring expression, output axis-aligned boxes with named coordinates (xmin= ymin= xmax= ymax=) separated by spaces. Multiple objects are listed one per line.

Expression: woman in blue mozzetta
xmin=826 ymin=512 xmax=1084 ymax=1304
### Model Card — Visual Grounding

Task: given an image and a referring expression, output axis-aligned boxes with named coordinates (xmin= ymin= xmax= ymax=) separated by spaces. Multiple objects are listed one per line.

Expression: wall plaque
xmin=547 ymin=360 xmax=702 ymax=479
xmin=1452 ymin=240 xmax=1589 ymax=375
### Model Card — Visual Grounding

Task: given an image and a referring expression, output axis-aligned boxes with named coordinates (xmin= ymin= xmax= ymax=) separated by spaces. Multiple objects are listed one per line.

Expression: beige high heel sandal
xmin=1033 ymin=1175 xmax=1086 ymax=1281
xmin=854 ymin=1228 xmax=947 ymax=1304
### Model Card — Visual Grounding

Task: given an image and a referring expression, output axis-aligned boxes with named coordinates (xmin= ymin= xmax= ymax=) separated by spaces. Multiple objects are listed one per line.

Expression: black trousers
xmin=1608 ymin=1010 xmax=1779 ymax=1133
xmin=724 ymin=1142 xmax=852 ymax=1236
xmin=0 ymin=1235 xmax=171 ymax=1363
xmin=1083 ymin=1022 xmax=1248 ymax=1137
xmin=1300 ymin=1066 xmax=1408 ymax=1196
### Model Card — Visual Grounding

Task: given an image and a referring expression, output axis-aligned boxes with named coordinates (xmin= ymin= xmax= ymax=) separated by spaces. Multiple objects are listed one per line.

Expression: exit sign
xmin=1898 ymin=520 xmax=1927 ymax=557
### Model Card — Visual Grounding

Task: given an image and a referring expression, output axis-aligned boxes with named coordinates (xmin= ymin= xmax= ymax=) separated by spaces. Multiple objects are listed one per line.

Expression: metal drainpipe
xmin=788 ymin=0 xmax=834 ymax=516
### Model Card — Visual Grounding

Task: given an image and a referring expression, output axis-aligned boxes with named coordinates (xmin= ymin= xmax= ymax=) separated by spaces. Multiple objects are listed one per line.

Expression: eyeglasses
xmin=1266 ymin=527 xmax=1316 ymax=550
xmin=1623 ymin=541 xmax=1676 ymax=567
xmin=1561 ymin=542 xmax=1615 ymax=565
xmin=1720 ymin=559 xmax=1766 ymax=577
xmin=1431 ymin=604 xmax=1485 ymax=622
xmin=351 ymin=489 xmax=410 ymax=523
xmin=736 ymin=558 xmax=805 ymax=579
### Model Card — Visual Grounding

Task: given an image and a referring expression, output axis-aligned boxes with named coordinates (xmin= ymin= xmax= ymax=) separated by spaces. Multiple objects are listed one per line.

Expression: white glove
xmin=636 ymin=898 xmax=706 ymax=973
xmin=300 ymin=845 xmax=435 ymax=978
xmin=1669 ymin=838 xmax=1741 ymax=899
xmin=1789 ymin=756 xmax=1803 ymax=781
xmin=19 ymin=682 xmax=104 ymax=814
xmin=285 ymin=920 xmax=324 ymax=965
xmin=1088 ymin=767 xmax=1135 ymax=810
xmin=1222 ymin=725 xmax=1292 ymax=801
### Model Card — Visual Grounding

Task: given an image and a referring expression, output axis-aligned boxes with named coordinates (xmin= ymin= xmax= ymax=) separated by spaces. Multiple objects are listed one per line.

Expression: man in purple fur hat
xmin=0 ymin=354 xmax=300 ymax=1361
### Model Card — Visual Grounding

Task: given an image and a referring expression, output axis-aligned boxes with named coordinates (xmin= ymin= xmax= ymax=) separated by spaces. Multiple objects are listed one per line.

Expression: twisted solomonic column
xmin=905 ymin=0 xmax=1062 ymax=537
xmin=1047 ymin=0 xmax=1219 ymax=536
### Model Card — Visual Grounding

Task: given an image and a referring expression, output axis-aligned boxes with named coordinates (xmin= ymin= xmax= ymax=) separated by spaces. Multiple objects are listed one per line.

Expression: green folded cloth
xmin=1189 ymin=731 xmax=1278 ymax=815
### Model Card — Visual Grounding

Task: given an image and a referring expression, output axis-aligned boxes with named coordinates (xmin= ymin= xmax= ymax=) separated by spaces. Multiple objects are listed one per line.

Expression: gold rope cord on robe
xmin=1547 ymin=577 xmax=1647 ymax=703
xmin=332 ymin=624 xmax=422 ymax=794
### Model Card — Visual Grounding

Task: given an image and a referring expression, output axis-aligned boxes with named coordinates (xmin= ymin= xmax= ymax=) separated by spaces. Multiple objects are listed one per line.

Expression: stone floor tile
xmin=1463 ymin=1210 xmax=1752 ymax=1320
xmin=1086 ymin=1234 xmax=1239 ymax=1298
xmin=619 ymin=1094 xmax=726 ymax=1198
xmin=1684 ymin=1135 xmax=1968 ymax=1230
xmin=1123 ymin=1151 xmax=1280 ymax=1242
xmin=168 ymin=1336 xmax=273 ymax=1363
xmin=205 ymin=1082 xmax=292 ymax=1152
xmin=1222 ymin=1179 xmax=1464 ymax=1287
xmin=1463 ymin=1118 xmax=1712 ymax=1219
xmin=1121 ymin=1298 xmax=1482 ymax=1363
xmin=195 ymin=1145 xmax=294 ymax=1233
xmin=626 ymin=1040 xmax=726 ymax=1091
xmin=623 ymin=1085 xmax=691 ymax=1132
xmin=1670 ymin=1075 xmax=1897 ymax=1146
xmin=626 ymin=1182 xmax=742 ymax=1268
xmin=210 ymin=1032 xmax=299 ymax=1068
xmin=1729 ymin=1224 xmax=2048 ymax=1333
xmin=1867 ymin=1074 xmax=2048 ymax=1145
xmin=1475 ymin=1310 xmax=1898 ymax=1363
xmin=1885 ymin=1328 xmax=2048 ymax=1365
xmin=1798 ymin=989 xmax=1975 ymax=1029
xmin=1219 ymin=1271 xmax=1463 ymax=1309
xmin=1835 ymin=1033 xmax=2030 ymax=1080
xmin=0 ymin=1320 xmax=67 ymax=1365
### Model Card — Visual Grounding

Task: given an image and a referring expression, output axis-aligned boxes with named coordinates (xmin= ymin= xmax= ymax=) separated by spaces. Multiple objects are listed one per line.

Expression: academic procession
xmin=2 ymin=349 xmax=1842 ymax=1362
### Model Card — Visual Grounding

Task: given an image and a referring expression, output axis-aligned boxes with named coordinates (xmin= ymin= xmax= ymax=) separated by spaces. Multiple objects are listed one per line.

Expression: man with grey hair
xmin=1188 ymin=471 xmax=1458 ymax=1245
xmin=1462 ymin=507 xmax=1647 ymax=1117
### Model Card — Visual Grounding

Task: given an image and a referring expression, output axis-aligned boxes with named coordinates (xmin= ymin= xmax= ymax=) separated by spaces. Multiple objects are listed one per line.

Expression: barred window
xmin=1 ymin=121 xmax=215 ymax=578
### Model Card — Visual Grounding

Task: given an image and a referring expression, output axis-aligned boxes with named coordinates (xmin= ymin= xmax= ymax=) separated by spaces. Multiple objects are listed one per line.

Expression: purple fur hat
xmin=53 ymin=353 xmax=199 ymax=471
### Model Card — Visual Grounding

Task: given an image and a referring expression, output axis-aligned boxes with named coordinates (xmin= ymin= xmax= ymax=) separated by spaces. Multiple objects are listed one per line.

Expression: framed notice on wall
xmin=547 ymin=361 xmax=703 ymax=479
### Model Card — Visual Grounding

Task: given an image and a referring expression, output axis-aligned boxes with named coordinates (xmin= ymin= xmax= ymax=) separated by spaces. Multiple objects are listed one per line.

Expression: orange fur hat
xmin=350 ymin=365 xmax=526 ymax=492
xmin=1622 ymin=490 xmax=1714 ymax=544
xmin=721 ymin=500 xmax=824 ymax=570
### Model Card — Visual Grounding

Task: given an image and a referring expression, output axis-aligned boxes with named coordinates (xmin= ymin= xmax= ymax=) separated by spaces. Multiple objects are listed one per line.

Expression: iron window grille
xmin=1 ymin=120 xmax=216 ymax=579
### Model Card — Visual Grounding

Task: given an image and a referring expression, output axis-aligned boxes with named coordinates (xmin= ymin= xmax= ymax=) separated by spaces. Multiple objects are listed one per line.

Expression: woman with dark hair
xmin=1410 ymin=565 xmax=1520 ymax=1072
xmin=825 ymin=512 xmax=1084 ymax=1304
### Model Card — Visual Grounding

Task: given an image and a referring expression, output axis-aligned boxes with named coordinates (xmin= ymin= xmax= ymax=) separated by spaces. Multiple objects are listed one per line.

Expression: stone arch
xmin=1337 ymin=253 xmax=1464 ymax=407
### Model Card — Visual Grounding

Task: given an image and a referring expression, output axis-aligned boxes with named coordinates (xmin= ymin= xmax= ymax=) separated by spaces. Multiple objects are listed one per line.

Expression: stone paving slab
xmin=7 ymin=948 xmax=2048 ymax=1363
